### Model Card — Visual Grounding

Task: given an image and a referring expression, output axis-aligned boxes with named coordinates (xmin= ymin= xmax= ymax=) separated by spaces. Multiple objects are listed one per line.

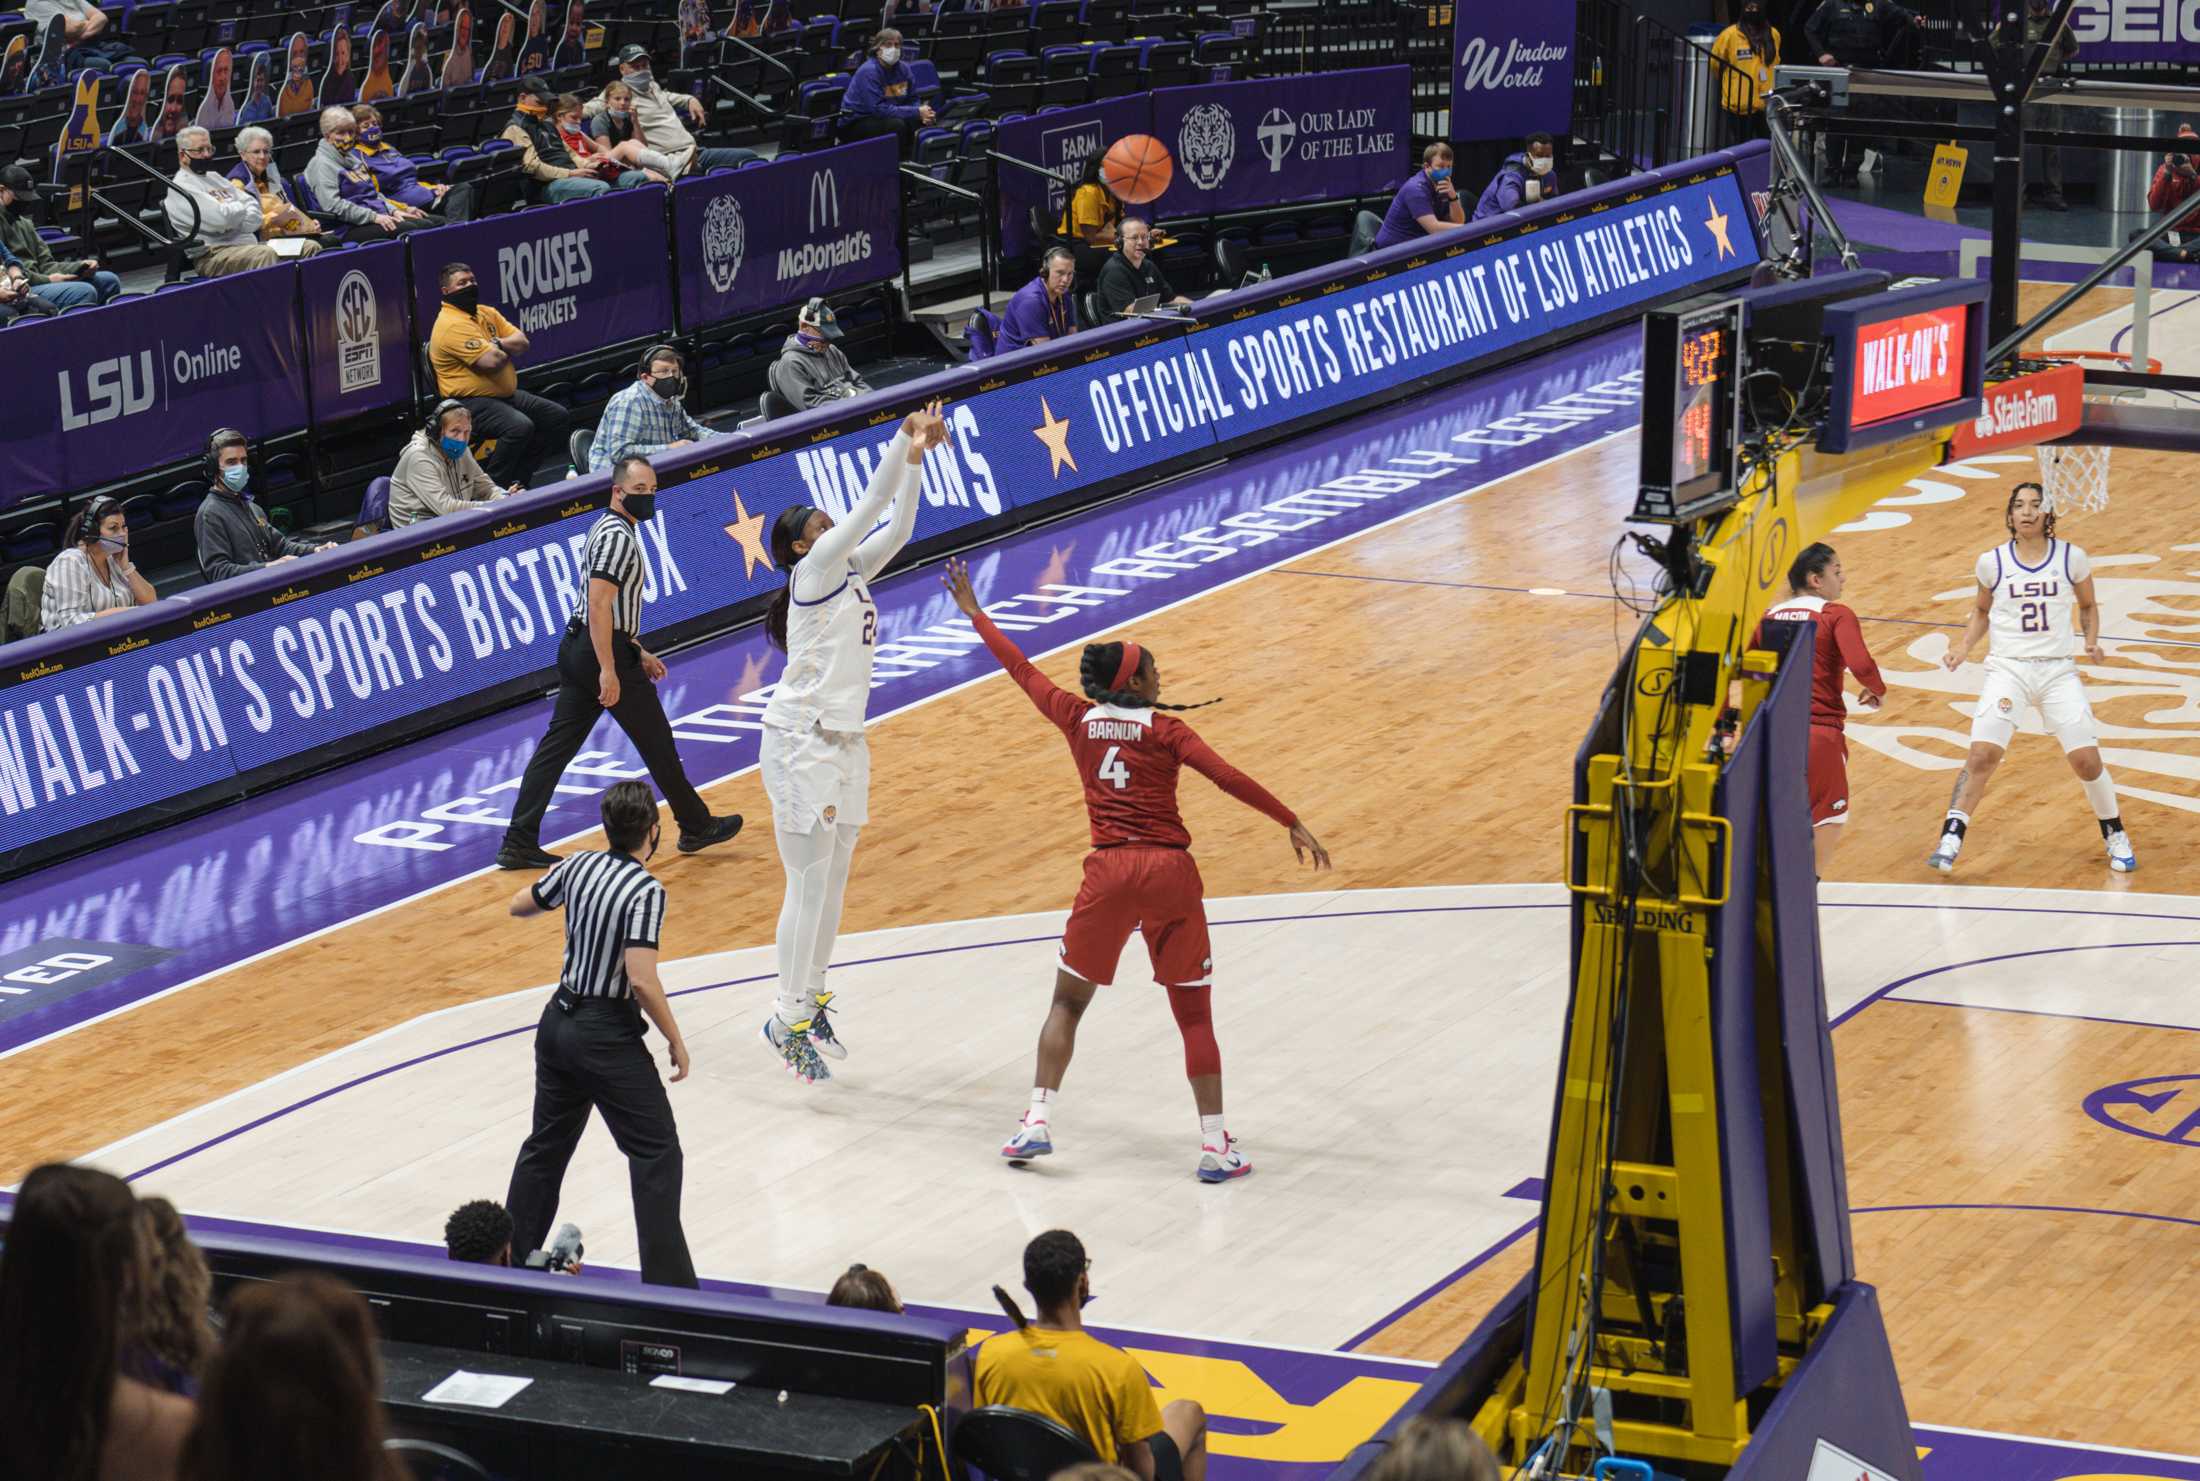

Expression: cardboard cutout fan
xmin=151 ymin=63 xmax=191 ymax=144
xmin=320 ymin=27 xmax=357 ymax=106
xmin=111 ymin=67 xmax=155 ymax=145
xmin=360 ymin=27 xmax=395 ymax=102
xmin=195 ymin=47 xmax=237 ymax=129
xmin=441 ymin=4 xmax=474 ymax=88
xmin=237 ymin=49 xmax=277 ymax=125
xmin=480 ymin=11 xmax=517 ymax=84
xmin=517 ymin=0 xmax=550 ymax=74
xmin=277 ymin=31 xmax=317 ymax=117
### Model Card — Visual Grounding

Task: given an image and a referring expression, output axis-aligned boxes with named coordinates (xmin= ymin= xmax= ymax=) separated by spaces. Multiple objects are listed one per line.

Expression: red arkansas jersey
xmin=974 ymin=613 xmax=1297 ymax=848
xmin=1754 ymin=596 xmax=1886 ymax=730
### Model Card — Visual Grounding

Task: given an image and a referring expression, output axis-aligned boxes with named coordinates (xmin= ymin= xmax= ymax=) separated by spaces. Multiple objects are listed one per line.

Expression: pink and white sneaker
xmin=1001 ymin=1116 xmax=1053 ymax=1165
xmin=1197 ymin=1134 xmax=1251 ymax=1184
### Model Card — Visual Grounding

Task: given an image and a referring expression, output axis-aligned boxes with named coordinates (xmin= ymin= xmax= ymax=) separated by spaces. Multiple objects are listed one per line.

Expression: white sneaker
xmin=1197 ymin=1134 xmax=1252 ymax=1184
xmin=2106 ymin=828 xmax=2138 ymax=873
xmin=762 ymin=1013 xmax=829 ymax=1085
xmin=807 ymin=991 xmax=847 ymax=1061
xmin=1927 ymin=833 xmax=1962 ymax=874
xmin=1001 ymin=1116 xmax=1053 ymax=1164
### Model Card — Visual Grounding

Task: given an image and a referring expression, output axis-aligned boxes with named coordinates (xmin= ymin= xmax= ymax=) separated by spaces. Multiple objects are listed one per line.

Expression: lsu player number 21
xmin=1930 ymin=482 xmax=2136 ymax=875
xmin=943 ymin=557 xmax=1331 ymax=1184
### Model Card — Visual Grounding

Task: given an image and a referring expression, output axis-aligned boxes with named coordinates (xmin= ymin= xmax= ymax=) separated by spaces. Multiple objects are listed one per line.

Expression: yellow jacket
xmin=1710 ymin=25 xmax=1780 ymax=115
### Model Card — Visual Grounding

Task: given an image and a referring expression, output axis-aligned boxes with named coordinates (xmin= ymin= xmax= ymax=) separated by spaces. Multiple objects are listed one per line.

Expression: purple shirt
xmin=1374 ymin=169 xmax=1448 ymax=250
xmin=998 ymin=275 xmax=1073 ymax=353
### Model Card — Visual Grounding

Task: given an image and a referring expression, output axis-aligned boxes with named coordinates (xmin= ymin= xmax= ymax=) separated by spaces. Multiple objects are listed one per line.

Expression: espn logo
xmin=1946 ymin=363 xmax=2084 ymax=458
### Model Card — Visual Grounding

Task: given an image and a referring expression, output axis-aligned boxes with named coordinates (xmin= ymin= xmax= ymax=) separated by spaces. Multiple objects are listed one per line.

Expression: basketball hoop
xmin=2033 ymin=350 xmax=2160 ymax=518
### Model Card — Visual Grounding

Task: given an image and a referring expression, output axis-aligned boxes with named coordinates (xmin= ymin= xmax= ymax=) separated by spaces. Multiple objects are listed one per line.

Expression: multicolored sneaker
xmin=762 ymin=1013 xmax=829 ymax=1085
xmin=1197 ymin=1135 xmax=1252 ymax=1184
xmin=808 ymin=991 xmax=846 ymax=1061
xmin=1001 ymin=1116 xmax=1053 ymax=1165
xmin=1927 ymin=832 xmax=1962 ymax=874
xmin=2105 ymin=828 xmax=2138 ymax=873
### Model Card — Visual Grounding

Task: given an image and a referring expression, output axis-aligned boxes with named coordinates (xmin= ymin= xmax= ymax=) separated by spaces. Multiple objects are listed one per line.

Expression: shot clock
xmin=1635 ymin=295 xmax=1745 ymax=524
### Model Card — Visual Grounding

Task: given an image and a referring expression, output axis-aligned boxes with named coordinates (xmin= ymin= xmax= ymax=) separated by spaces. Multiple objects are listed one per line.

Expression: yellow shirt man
xmin=1059 ymin=181 xmax=1120 ymax=244
xmin=972 ymin=1325 xmax=1163 ymax=1465
xmin=1710 ymin=23 xmax=1781 ymax=116
xmin=430 ymin=301 xmax=521 ymax=399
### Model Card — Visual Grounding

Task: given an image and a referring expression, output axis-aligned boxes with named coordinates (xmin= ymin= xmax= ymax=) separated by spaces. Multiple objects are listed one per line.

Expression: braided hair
xmin=763 ymin=505 xmax=815 ymax=651
xmin=2006 ymin=481 xmax=2057 ymax=542
xmin=1076 ymin=641 xmax=1221 ymax=712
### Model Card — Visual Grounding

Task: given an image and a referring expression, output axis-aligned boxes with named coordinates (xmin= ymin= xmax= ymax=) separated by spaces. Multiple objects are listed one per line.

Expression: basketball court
xmin=8 ymin=116 xmax=2200 ymax=1481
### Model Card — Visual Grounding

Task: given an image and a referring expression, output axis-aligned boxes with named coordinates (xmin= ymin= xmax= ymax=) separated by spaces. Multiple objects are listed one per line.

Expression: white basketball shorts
xmin=1968 ymin=656 xmax=2099 ymax=753
xmin=760 ymin=720 xmax=871 ymax=833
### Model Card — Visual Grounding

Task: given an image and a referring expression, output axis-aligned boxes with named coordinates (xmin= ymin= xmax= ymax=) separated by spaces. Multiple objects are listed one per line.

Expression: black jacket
xmin=1805 ymin=0 xmax=1915 ymax=63
xmin=1096 ymin=252 xmax=1174 ymax=318
xmin=195 ymin=486 xmax=318 ymax=584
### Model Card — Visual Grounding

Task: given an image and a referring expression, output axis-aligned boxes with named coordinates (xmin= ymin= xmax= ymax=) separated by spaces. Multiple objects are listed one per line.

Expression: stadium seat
xmin=354 ymin=477 xmax=392 ymax=538
xmin=966 ymin=308 xmax=1000 ymax=362
xmin=384 ymin=1438 xmax=491 ymax=1481
xmin=951 ymin=1407 xmax=1099 ymax=1481
xmin=1349 ymin=210 xmax=1383 ymax=257
xmin=1214 ymin=234 xmax=1249 ymax=288
xmin=568 ymin=429 xmax=594 ymax=477
xmin=760 ymin=387 xmax=799 ymax=421
xmin=1079 ymin=290 xmax=1100 ymax=328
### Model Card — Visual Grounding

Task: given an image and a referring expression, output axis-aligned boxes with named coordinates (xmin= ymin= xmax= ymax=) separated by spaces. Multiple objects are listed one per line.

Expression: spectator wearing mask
xmin=506 ymin=74 xmax=650 ymax=203
xmin=2150 ymin=124 xmax=2200 ymax=260
xmin=1710 ymin=3 xmax=1781 ymax=142
xmin=23 ymin=0 xmax=148 ymax=72
xmin=826 ymin=1264 xmax=903 ymax=1313
xmin=305 ymin=106 xmax=431 ymax=239
xmin=43 ymin=494 xmax=156 ymax=631
xmin=1095 ymin=217 xmax=1188 ymax=316
xmin=350 ymin=103 xmax=465 ymax=219
xmin=0 ymin=165 xmax=119 ymax=308
xmin=768 ymin=300 xmax=873 ymax=410
xmin=1472 ymin=133 xmax=1559 ymax=221
xmin=126 ymin=1199 xmax=216 ymax=1399
xmin=556 ymin=91 xmax=664 ymax=184
xmin=167 ymin=127 xmax=321 ymax=274
xmin=0 ymin=1163 xmax=195 ymax=1481
xmin=1057 ymin=151 xmax=1122 ymax=280
xmin=1373 ymin=142 xmax=1465 ymax=249
xmin=429 ymin=261 xmax=572 ymax=487
xmin=180 ymin=1275 xmax=407 ymax=1481
xmin=1990 ymin=0 xmax=2077 ymax=210
xmin=1805 ymin=0 xmax=1924 ymax=183
xmin=582 ymin=45 xmax=759 ymax=177
xmin=842 ymin=27 xmax=934 ymax=149
xmin=227 ymin=126 xmax=325 ymax=245
xmin=588 ymin=79 xmax=687 ymax=180
xmin=976 ymin=1230 xmax=1208 ymax=1481
xmin=444 ymin=1199 xmax=516 ymax=1264
xmin=193 ymin=428 xmax=334 ymax=584
xmin=592 ymin=344 xmax=714 ymax=471
xmin=389 ymin=399 xmax=518 ymax=527
xmin=999 ymin=245 xmax=1077 ymax=354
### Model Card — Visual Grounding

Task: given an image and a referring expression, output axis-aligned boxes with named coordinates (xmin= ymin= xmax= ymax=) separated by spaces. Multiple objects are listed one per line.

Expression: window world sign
xmin=0 ymin=153 xmax=1762 ymax=879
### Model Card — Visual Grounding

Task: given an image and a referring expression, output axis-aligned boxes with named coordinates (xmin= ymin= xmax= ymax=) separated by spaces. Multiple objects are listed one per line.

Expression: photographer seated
xmin=444 ymin=1199 xmax=584 ymax=1274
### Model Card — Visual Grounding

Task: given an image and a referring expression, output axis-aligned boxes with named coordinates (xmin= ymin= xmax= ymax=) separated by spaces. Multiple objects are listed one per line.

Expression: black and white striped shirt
xmin=579 ymin=512 xmax=647 ymax=637
xmin=531 ymin=850 xmax=667 ymax=999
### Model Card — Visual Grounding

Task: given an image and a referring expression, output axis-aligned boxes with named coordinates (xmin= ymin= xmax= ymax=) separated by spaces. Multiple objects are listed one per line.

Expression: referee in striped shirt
xmin=504 ymin=779 xmax=698 ymax=1287
xmin=497 ymin=453 xmax=742 ymax=870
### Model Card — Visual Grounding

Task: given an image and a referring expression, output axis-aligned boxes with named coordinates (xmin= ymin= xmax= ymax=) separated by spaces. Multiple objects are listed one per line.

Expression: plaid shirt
xmin=588 ymin=380 xmax=710 ymax=474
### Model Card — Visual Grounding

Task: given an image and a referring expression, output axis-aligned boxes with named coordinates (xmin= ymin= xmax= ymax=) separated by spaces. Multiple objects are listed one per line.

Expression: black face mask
xmin=621 ymin=492 xmax=657 ymax=523
xmin=186 ymin=154 xmax=217 ymax=174
xmin=650 ymin=373 xmax=685 ymax=400
xmin=443 ymin=285 xmax=479 ymax=315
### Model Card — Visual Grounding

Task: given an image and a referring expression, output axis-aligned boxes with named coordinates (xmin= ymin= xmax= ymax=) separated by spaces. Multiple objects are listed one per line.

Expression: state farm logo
xmin=1975 ymin=383 xmax=2061 ymax=439
xmin=1946 ymin=363 xmax=2082 ymax=458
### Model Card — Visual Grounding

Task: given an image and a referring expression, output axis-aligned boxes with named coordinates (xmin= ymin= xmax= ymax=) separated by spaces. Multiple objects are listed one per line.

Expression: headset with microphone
xmin=426 ymin=397 xmax=471 ymax=441
xmin=203 ymin=427 xmax=248 ymax=485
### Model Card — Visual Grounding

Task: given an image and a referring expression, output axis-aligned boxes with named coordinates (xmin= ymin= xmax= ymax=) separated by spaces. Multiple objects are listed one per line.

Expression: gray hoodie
xmin=388 ymin=430 xmax=504 ymax=527
xmin=768 ymin=333 xmax=872 ymax=410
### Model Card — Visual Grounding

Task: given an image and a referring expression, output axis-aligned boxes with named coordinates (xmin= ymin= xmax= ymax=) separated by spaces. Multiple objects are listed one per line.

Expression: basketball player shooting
xmin=1929 ymin=483 xmax=2136 ymax=875
xmin=942 ymin=558 xmax=1329 ymax=1183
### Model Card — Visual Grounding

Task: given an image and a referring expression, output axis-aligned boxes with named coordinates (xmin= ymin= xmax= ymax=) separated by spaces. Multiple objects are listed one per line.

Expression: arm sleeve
xmin=854 ymin=454 xmax=924 ymax=579
xmin=195 ymin=504 xmax=263 ymax=583
xmin=842 ymin=63 xmax=883 ymax=116
xmin=626 ymin=881 xmax=666 ymax=948
xmin=1830 ymin=605 xmax=1885 ymax=698
xmin=1494 ymin=170 xmax=1525 ymax=214
xmin=972 ymin=609 xmax=1086 ymax=733
xmin=530 ymin=857 xmax=570 ymax=910
xmin=41 ymin=554 xmax=94 ymax=629
xmin=1110 ymin=1354 xmax=1167 ymax=1452
xmin=1169 ymin=723 xmax=1298 ymax=827
xmin=796 ymin=429 xmax=911 ymax=590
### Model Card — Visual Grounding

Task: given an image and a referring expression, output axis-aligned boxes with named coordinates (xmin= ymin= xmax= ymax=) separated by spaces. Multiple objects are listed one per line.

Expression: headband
xmin=1110 ymin=642 xmax=1143 ymax=693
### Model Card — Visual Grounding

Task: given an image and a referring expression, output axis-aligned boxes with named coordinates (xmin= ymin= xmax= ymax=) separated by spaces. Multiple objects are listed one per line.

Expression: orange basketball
xmin=1100 ymin=134 xmax=1173 ymax=205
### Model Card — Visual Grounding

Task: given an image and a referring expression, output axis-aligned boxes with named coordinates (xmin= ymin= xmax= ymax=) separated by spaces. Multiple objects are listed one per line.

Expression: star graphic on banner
xmin=1032 ymin=397 xmax=1078 ymax=478
xmin=1704 ymin=198 xmax=1735 ymax=260
xmin=723 ymin=490 xmax=773 ymax=578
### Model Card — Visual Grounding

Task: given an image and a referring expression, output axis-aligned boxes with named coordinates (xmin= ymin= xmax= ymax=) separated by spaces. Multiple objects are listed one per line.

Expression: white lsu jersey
xmin=1977 ymin=537 xmax=2092 ymax=660
xmin=762 ymin=560 xmax=879 ymax=733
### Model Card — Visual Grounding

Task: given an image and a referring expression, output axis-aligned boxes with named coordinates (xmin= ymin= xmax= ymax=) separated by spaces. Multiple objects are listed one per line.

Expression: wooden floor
xmin=11 ymin=412 xmax=2199 ymax=1450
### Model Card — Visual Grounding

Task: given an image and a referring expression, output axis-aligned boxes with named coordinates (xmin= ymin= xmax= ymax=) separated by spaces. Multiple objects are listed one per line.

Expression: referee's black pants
xmin=502 ymin=624 xmax=714 ymax=851
xmin=462 ymin=388 xmax=572 ymax=488
xmin=507 ymin=993 xmax=698 ymax=1288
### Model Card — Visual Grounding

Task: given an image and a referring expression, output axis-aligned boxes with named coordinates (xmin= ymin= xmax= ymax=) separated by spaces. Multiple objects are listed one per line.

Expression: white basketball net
xmin=2037 ymin=437 xmax=2112 ymax=518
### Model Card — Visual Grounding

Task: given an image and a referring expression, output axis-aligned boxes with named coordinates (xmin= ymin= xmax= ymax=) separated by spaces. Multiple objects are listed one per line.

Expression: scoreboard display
xmin=1635 ymin=295 xmax=1745 ymax=524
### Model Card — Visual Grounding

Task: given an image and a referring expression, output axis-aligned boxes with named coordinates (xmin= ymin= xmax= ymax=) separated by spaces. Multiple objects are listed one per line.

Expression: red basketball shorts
xmin=1058 ymin=846 xmax=1213 ymax=988
xmin=1808 ymin=723 xmax=1850 ymax=827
